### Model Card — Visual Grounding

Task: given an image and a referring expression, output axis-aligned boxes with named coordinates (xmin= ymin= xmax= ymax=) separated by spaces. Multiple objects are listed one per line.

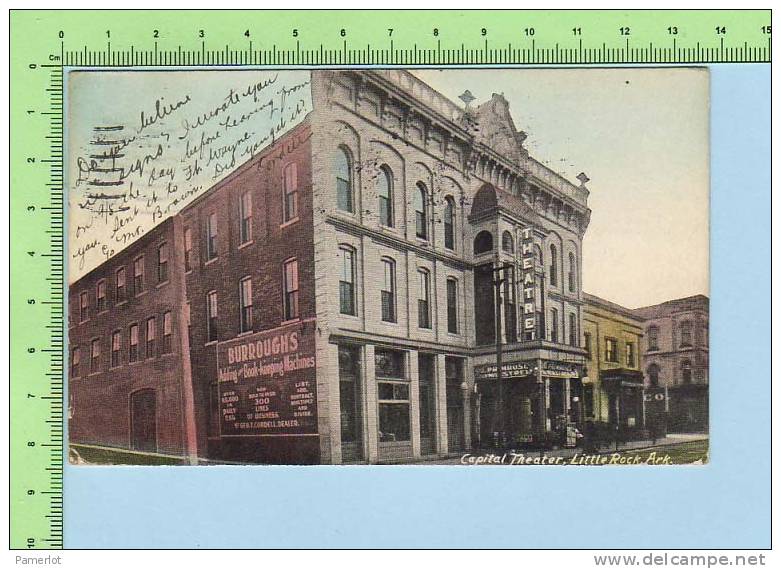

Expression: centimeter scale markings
xmin=9 ymin=9 xmax=771 ymax=550
xmin=65 ymin=36 xmax=771 ymax=67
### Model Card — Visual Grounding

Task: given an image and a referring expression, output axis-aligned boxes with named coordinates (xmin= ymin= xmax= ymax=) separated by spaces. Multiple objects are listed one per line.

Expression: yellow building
xmin=582 ymin=293 xmax=645 ymax=437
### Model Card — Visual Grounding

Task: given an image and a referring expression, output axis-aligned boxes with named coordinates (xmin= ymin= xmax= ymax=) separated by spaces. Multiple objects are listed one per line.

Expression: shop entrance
xmin=478 ymin=380 xmax=540 ymax=448
xmin=130 ymin=389 xmax=157 ymax=453
xmin=445 ymin=357 xmax=465 ymax=452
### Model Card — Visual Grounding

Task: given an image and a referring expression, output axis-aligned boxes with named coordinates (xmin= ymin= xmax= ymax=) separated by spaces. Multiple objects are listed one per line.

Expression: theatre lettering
xmin=217 ymin=321 xmax=317 ymax=437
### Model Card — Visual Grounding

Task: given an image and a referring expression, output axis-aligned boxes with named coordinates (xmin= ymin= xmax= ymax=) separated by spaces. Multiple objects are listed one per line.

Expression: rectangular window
xmin=550 ymin=308 xmax=558 ymax=343
xmin=96 ymin=280 xmax=106 ymax=312
xmin=568 ymin=313 xmax=577 ymax=347
xmin=417 ymin=269 xmax=431 ymax=329
xmin=239 ymin=191 xmax=253 ymax=243
xmin=584 ymin=332 xmax=592 ymax=360
xmin=339 ymin=248 xmax=356 ymax=316
xmin=375 ymin=349 xmax=410 ymax=443
xmin=157 ymin=243 xmax=169 ymax=283
xmin=90 ymin=339 xmax=100 ymax=373
xmin=133 ymin=256 xmax=144 ymax=295
xmin=283 ymin=163 xmax=298 ymax=222
xmin=207 ymin=212 xmax=218 ymax=260
xmin=381 ymin=259 xmax=396 ymax=323
xmin=146 ymin=317 xmax=156 ymax=359
xmin=606 ymin=338 xmax=618 ymax=363
xmin=162 ymin=311 xmax=173 ymax=354
xmin=116 ymin=267 xmax=126 ymax=302
xmin=79 ymin=291 xmax=89 ymax=323
xmin=377 ymin=383 xmax=410 ymax=442
xmin=447 ymin=278 xmax=459 ymax=334
xmin=239 ymin=277 xmax=253 ymax=333
xmin=184 ymin=227 xmax=192 ymax=272
xmin=283 ymin=259 xmax=299 ymax=321
xmin=129 ymin=324 xmax=139 ymax=363
xmin=71 ymin=347 xmax=80 ymax=378
xmin=207 ymin=291 xmax=218 ymax=342
xmin=626 ymin=342 xmax=635 ymax=367
xmin=648 ymin=327 xmax=659 ymax=351
xmin=111 ymin=330 xmax=121 ymax=368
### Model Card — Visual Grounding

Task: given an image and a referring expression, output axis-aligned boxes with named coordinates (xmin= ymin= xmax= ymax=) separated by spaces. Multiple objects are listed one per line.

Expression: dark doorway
xmin=445 ymin=357 xmax=465 ymax=452
xmin=130 ymin=389 xmax=157 ymax=453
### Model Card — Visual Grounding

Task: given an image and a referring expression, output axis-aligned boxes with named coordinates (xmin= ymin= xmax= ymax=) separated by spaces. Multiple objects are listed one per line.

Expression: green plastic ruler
xmin=8 ymin=8 xmax=771 ymax=550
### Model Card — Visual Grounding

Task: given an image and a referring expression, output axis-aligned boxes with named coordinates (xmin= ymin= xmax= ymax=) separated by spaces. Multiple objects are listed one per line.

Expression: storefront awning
xmin=600 ymin=368 xmax=644 ymax=388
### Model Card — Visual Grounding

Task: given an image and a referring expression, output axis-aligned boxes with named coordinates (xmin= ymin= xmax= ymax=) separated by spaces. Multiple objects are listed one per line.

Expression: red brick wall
xmin=68 ymin=217 xmax=189 ymax=456
xmin=181 ymin=122 xmax=318 ymax=462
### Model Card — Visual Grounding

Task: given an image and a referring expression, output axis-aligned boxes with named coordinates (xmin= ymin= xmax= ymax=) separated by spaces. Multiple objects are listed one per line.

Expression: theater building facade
xmin=310 ymin=70 xmax=590 ymax=462
xmin=68 ymin=70 xmax=593 ymax=464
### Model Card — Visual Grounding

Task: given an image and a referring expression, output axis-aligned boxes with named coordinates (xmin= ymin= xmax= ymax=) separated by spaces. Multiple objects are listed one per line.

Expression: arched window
xmin=443 ymin=196 xmax=455 ymax=250
xmin=335 ymin=147 xmax=353 ymax=213
xmin=568 ymin=252 xmax=577 ymax=292
xmin=549 ymin=244 xmax=558 ymax=286
xmin=377 ymin=166 xmax=393 ymax=227
xmin=414 ymin=182 xmax=429 ymax=240
xmin=648 ymin=325 xmax=659 ymax=351
xmin=679 ymin=321 xmax=693 ymax=347
xmin=473 ymin=231 xmax=493 ymax=255
xmin=680 ymin=359 xmax=692 ymax=384
xmin=501 ymin=231 xmax=514 ymax=254
xmin=648 ymin=364 xmax=661 ymax=387
xmin=339 ymin=246 xmax=356 ymax=316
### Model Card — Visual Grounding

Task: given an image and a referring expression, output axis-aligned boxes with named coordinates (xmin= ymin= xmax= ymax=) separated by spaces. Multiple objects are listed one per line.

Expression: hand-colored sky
xmin=414 ymin=68 xmax=709 ymax=309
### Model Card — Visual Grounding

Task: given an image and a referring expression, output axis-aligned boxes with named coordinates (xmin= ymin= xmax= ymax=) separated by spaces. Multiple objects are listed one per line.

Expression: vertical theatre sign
xmin=520 ymin=227 xmax=537 ymax=340
xmin=217 ymin=320 xmax=317 ymax=437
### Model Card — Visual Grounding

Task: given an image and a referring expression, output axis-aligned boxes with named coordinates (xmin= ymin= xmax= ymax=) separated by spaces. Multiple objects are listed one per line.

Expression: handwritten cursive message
xmin=67 ymin=70 xmax=312 ymax=282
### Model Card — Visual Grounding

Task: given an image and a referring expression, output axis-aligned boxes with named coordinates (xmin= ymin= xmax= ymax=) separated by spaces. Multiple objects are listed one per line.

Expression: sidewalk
xmin=424 ymin=432 xmax=709 ymax=464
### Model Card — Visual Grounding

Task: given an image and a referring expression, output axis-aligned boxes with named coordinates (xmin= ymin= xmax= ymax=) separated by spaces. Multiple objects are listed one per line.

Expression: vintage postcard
xmin=66 ymin=67 xmax=709 ymax=466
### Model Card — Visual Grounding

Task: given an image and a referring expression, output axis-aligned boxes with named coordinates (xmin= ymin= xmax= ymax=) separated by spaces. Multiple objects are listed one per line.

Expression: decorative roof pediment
xmin=471 ymin=94 xmax=528 ymax=164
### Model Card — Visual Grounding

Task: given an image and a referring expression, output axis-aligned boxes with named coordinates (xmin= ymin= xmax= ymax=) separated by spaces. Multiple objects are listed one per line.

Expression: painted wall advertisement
xmin=217 ymin=320 xmax=317 ymax=437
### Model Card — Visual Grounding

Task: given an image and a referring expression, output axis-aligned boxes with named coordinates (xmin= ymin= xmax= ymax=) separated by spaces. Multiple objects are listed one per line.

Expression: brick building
xmin=582 ymin=293 xmax=645 ymax=439
xmin=68 ymin=70 xmax=594 ymax=464
xmin=634 ymin=295 xmax=709 ymax=433
xmin=68 ymin=216 xmax=197 ymax=459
